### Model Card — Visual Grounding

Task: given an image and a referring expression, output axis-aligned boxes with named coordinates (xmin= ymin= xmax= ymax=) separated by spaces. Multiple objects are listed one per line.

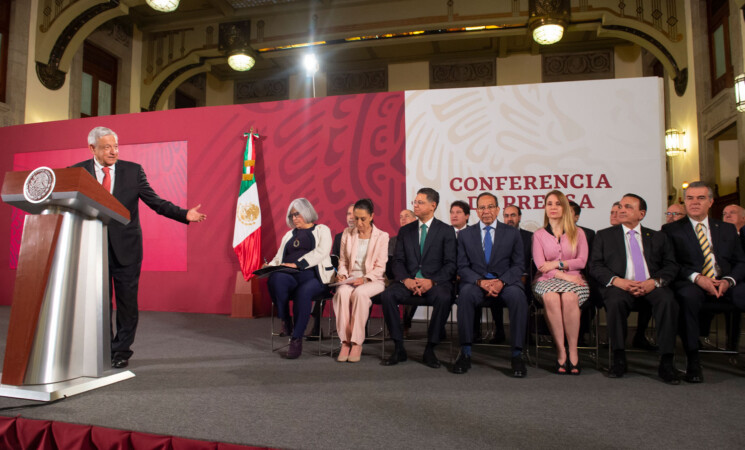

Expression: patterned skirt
xmin=533 ymin=278 xmax=590 ymax=307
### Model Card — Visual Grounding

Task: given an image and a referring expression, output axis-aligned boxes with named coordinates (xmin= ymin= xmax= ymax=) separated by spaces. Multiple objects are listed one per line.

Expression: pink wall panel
xmin=0 ymin=92 xmax=406 ymax=314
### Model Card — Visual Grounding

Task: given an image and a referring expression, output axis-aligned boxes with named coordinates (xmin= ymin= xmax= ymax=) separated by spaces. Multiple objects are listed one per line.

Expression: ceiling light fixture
xmin=528 ymin=0 xmax=570 ymax=46
xmin=146 ymin=0 xmax=180 ymax=13
xmin=228 ymin=52 xmax=256 ymax=72
xmin=304 ymin=54 xmax=319 ymax=76
xmin=219 ymin=21 xmax=256 ymax=72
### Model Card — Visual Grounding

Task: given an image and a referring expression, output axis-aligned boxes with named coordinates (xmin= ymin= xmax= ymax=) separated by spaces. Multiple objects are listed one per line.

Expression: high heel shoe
xmin=348 ymin=344 xmax=363 ymax=363
xmin=555 ymin=360 xmax=568 ymax=375
xmin=337 ymin=343 xmax=351 ymax=362
xmin=568 ymin=359 xmax=581 ymax=375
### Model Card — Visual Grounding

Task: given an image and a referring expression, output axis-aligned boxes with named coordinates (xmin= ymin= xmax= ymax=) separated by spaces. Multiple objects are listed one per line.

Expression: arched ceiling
xmin=34 ymin=0 xmax=689 ymax=110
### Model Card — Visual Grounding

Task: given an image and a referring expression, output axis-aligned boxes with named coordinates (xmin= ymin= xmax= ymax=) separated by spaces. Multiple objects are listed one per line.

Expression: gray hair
xmin=685 ymin=181 xmax=714 ymax=199
xmin=88 ymin=127 xmax=118 ymax=147
xmin=286 ymin=198 xmax=319 ymax=228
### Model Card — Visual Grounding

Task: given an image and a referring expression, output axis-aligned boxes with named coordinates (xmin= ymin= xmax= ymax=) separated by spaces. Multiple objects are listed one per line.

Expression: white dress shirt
xmin=479 ymin=221 xmax=497 ymax=250
xmin=93 ymin=159 xmax=116 ymax=194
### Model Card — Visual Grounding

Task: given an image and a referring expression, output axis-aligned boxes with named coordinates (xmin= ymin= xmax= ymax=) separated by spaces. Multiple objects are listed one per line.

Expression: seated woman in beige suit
xmin=333 ymin=198 xmax=389 ymax=362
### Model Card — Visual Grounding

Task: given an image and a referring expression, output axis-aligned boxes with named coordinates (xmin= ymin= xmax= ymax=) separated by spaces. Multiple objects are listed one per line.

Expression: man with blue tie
xmin=662 ymin=181 xmax=745 ymax=383
xmin=381 ymin=188 xmax=457 ymax=368
xmin=453 ymin=192 xmax=528 ymax=377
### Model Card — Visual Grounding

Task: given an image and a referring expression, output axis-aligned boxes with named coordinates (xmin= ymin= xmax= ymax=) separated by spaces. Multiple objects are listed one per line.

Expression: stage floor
xmin=0 ymin=307 xmax=744 ymax=449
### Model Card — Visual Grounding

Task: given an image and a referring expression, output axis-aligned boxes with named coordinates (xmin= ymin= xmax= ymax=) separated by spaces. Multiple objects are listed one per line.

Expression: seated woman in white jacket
xmin=333 ymin=199 xmax=389 ymax=362
xmin=266 ymin=198 xmax=334 ymax=359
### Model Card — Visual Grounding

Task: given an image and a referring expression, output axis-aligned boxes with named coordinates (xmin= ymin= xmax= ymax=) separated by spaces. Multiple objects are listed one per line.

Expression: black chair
xmin=697 ymin=301 xmax=741 ymax=362
xmin=531 ymin=299 xmax=600 ymax=369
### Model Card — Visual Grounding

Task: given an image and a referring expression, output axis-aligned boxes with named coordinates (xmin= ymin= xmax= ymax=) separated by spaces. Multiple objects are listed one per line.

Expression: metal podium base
xmin=0 ymin=370 xmax=135 ymax=402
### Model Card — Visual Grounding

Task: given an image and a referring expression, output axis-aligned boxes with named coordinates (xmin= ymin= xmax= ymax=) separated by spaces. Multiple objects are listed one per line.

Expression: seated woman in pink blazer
xmin=333 ymin=198 xmax=389 ymax=362
xmin=532 ymin=190 xmax=589 ymax=375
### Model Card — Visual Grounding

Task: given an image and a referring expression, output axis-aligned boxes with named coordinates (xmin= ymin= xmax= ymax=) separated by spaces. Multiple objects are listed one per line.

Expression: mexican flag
xmin=233 ymin=130 xmax=262 ymax=280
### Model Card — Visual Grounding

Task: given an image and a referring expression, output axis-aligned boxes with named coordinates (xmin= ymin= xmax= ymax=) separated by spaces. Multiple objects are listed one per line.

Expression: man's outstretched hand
xmin=187 ymin=204 xmax=207 ymax=222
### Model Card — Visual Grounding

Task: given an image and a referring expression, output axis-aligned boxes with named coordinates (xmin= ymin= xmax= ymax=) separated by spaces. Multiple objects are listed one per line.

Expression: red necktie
xmin=102 ymin=167 xmax=111 ymax=192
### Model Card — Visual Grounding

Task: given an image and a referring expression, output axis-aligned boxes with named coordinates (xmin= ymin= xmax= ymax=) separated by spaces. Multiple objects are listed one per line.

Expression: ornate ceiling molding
xmin=35 ymin=0 xmax=128 ymax=90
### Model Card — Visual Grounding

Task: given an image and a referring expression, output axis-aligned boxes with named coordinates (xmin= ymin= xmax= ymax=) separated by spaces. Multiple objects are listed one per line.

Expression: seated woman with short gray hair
xmin=265 ymin=198 xmax=334 ymax=359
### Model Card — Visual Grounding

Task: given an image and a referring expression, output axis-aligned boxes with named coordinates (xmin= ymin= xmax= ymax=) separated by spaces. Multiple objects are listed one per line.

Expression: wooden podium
xmin=0 ymin=167 xmax=135 ymax=401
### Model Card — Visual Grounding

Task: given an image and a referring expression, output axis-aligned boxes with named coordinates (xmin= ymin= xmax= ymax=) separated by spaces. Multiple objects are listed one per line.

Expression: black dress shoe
xmin=111 ymin=358 xmax=129 ymax=369
xmin=658 ymin=362 xmax=680 ymax=385
xmin=632 ymin=336 xmax=659 ymax=352
xmin=286 ymin=337 xmax=302 ymax=359
xmin=382 ymin=347 xmax=407 ymax=366
xmin=511 ymin=356 xmax=526 ymax=378
xmin=452 ymin=353 xmax=471 ymax=374
xmin=685 ymin=363 xmax=704 ymax=383
xmin=422 ymin=348 xmax=441 ymax=369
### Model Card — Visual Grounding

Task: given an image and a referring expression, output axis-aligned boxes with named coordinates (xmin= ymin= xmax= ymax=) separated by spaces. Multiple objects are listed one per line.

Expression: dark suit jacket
xmin=519 ymin=228 xmax=534 ymax=280
xmin=72 ymin=159 xmax=189 ymax=266
xmin=590 ymin=225 xmax=678 ymax=288
xmin=662 ymin=217 xmax=745 ymax=285
xmin=457 ymin=221 xmax=524 ymax=287
xmin=391 ymin=218 xmax=456 ymax=284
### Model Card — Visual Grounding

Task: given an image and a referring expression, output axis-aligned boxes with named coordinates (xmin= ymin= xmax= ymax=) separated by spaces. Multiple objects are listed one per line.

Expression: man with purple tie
xmin=590 ymin=194 xmax=679 ymax=383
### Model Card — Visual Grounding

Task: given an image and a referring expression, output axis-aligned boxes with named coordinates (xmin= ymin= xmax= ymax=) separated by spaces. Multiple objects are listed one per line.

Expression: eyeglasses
xmin=288 ymin=212 xmax=301 ymax=219
xmin=664 ymin=212 xmax=684 ymax=217
xmin=477 ymin=205 xmax=497 ymax=211
xmin=411 ymin=200 xmax=429 ymax=207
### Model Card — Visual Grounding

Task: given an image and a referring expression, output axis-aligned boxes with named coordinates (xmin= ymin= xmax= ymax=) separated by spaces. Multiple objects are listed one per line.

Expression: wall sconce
xmin=219 ymin=21 xmax=256 ymax=72
xmin=146 ymin=0 xmax=179 ymax=12
xmin=735 ymin=73 xmax=745 ymax=113
xmin=681 ymin=181 xmax=689 ymax=190
xmin=665 ymin=129 xmax=686 ymax=157
xmin=529 ymin=0 xmax=570 ymax=45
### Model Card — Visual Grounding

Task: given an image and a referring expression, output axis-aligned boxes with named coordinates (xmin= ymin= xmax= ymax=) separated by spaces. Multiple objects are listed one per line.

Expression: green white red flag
xmin=233 ymin=129 xmax=261 ymax=280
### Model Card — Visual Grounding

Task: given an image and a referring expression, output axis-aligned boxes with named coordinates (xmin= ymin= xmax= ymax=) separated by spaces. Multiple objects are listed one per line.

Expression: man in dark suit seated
xmin=662 ymin=181 xmax=745 ymax=383
xmin=590 ymin=194 xmax=679 ymax=384
xmin=453 ymin=193 xmax=528 ymax=377
xmin=73 ymin=127 xmax=207 ymax=369
xmin=380 ymin=188 xmax=456 ymax=368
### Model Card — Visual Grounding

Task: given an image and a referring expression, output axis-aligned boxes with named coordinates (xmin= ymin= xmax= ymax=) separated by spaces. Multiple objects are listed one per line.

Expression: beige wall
xmin=614 ymin=45 xmax=643 ymax=78
xmin=205 ymin=73 xmax=234 ymax=107
xmin=716 ymin=139 xmax=739 ymax=195
xmin=389 ymin=61 xmax=428 ymax=91
xmin=496 ymin=53 xmax=541 ymax=86
xmin=665 ymin=0 xmax=701 ymax=202
xmin=24 ymin=0 xmax=70 ymax=124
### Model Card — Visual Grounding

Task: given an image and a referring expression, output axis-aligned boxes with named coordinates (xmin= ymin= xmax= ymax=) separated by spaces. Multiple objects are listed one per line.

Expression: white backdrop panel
xmin=404 ymin=77 xmax=665 ymax=232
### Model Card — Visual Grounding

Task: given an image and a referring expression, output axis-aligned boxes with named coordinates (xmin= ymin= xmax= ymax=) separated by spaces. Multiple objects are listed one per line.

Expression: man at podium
xmin=73 ymin=127 xmax=207 ymax=369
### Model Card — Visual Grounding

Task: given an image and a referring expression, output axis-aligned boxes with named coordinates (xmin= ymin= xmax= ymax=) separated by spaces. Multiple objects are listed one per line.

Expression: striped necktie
xmin=695 ymin=223 xmax=715 ymax=278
